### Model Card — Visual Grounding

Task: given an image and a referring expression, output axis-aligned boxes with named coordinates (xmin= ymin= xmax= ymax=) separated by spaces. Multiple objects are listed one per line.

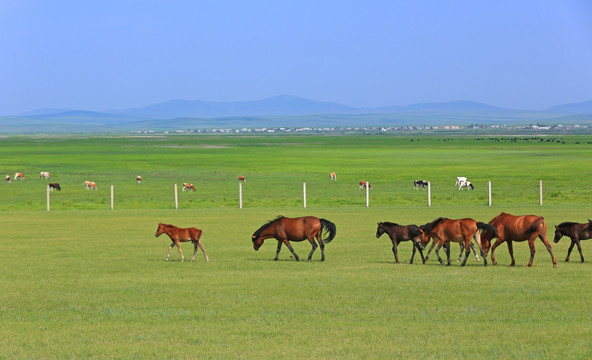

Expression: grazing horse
xmin=252 ymin=216 xmax=336 ymax=261
xmin=330 ymin=172 xmax=337 ymax=181
xmin=480 ymin=212 xmax=557 ymax=268
xmin=553 ymin=220 xmax=592 ymax=263
xmin=359 ymin=181 xmax=372 ymax=190
xmin=48 ymin=183 xmax=61 ymax=191
xmin=84 ymin=181 xmax=97 ymax=190
xmin=420 ymin=217 xmax=495 ymax=266
xmin=137 ymin=176 xmax=142 ymax=184
xmin=182 ymin=183 xmax=196 ymax=192
xmin=238 ymin=175 xmax=246 ymax=182
xmin=5 ymin=175 xmax=10 ymax=183
xmin=155 ymin=223 xmax=209 ymax=262
xmin=459 ymin=181 xmax=474 ymax=191
xmin=14 ymin=172 xmax=24 ymax=180
xmin=413 ymin=180 xmax=428 ymax=190
xmin=376 ymin=222 xmax=425 ymax=264
xmin=40 ymin=172 xmax=51 ymax=179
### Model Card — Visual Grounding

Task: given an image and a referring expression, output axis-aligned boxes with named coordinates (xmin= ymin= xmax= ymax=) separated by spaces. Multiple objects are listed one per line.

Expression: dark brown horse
xmin=420 ymin=217 xmax=495 ymax=266
xmin=375 ymin=222 xmax=425 ymax=264
xmin=553 ymin=220 xmax=592 ymax=263
xmin=481 ymin=212 xmax=557 ymax=268
xmin=155 ymin=223 xmax=209 ymax=262
xmin=252 ymin=216 xmax=336 ymax=261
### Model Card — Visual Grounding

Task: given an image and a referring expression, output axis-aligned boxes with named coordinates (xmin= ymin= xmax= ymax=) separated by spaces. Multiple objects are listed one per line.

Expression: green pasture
xmin=1 ymin=134 xmax=592 ymax=210
xmin=1 ymin=134 xmax=591 ymax=359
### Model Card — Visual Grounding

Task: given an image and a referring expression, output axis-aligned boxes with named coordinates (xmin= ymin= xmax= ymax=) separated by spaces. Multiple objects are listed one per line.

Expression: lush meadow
xmin=1 ymin=134 xmax=591 ymax=359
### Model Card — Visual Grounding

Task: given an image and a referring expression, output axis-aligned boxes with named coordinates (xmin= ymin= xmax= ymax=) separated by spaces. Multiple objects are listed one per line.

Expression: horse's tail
xmin=320 ymin=218 xmax=337 ymax=244
xmin=526 ymin=217 xmax=545 ymax=233
xmin=477 ymin=222 xmax=497 ymax=238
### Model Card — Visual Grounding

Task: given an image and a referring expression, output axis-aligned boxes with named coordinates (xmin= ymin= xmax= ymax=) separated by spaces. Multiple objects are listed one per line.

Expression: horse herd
xmin=155 ymin=213 xmax=591 ymax=267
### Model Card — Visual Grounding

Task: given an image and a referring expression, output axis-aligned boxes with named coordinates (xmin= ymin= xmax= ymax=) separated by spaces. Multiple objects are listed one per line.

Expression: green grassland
xmin=1 ymin=134 xmax=591 ymax=359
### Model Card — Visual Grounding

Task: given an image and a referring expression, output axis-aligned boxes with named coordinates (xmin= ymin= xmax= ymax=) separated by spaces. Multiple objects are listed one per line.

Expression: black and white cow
xmin=49 ymin=183 xmax=61 ymax=191
xmin=414 ymin=180 xmax=428 ymax=190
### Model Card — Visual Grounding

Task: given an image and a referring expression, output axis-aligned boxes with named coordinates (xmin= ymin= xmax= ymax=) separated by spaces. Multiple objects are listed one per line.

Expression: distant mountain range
xmin=1 ymin=95 xmax=591 ymax=133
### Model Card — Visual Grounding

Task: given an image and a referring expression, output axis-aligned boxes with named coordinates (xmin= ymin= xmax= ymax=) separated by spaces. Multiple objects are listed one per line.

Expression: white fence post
xmin=366 ymin=182 xmax=370 ymax=207
xmin=488 ymin=181 xmax=492 ymax=206
xmin=239 ymin=181 xmax=243 ymax=209
xmin=539 ymin=180 xmax=543 ymax=205
xmin=110 ymin=185 xmax=114 ymax=210
xmin=46 ymin=185 xmax=50 ymax=211
xmin=427 ymin=181 xmax=431 ymax=207
xmin=174 ymin=184 xmax=178 ymax=210
xmin=303 ymin=182 xmax=307 ymax=208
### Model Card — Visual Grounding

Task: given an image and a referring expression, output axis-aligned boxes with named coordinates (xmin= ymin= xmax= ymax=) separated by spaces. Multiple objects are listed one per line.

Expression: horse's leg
xmin=392 ymin=239 xmax=399 ymax=264
xmin=166 ymin=242 xmax=175 ymax=261
xmin=316 ymin=231 xmax=326 ymax=261
xmin=176 ymin=241 xmax=185 ymax=262
xmin=274 ymin=241 xmax=283 ymax=261
xmin=424 ymin=240 xmax=437 ymax=261
xmin=445 ymin=242 xmax=451 ymax=266
xmin=507 ymin=240 xmax=516 ymax=266
xmin=283 ymin=240 xmax=300 ymax=261
xmin=538 ymin=233 xmax=558 ymax=268
xmin=575 ymin=238 xmax=584 ymax=263
xmin=307 ymin=238 xmax=318 ymax=261
xmin=473 ymin=232 xmax=486 ymax=266
xmin=469 ymin=242 xmax=480 ymax=262
xmin=197 ymin=240 xmax=209 ymax=262
xmin=191 ymin=241 xmax=198 ymax=261
xmin=566 ymin=240 xmax=576 ymax=262
xmin=435 ymin=242 xmax=444 ymax=265
xmin=490 ymin=238 xmax=505 ymax=265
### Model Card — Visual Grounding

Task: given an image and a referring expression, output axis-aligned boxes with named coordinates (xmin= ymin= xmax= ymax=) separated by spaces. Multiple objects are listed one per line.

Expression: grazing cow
xmin=330 ymin=172 xmax=337 ymax=181
xmin=455 ymin=177 xmax=467 ymax=187
xmin=459 ymin=181 xmax=474 ymax=191
xmin=182 ymin=183 xmax=196 ymax=192
xmin=49 ymin=183 xmax=61 ymax=191
xmin=359 ymin=180 xmax=372 ymax=190
xmin=5 ymin=175 xmax=10 ymax=183
xmin=84 ymin=181 xmax=97 ymax=191
xmin=238 ymin=175 xmax=246 ymax=183
xmin=137 ymin=176 xmax=142 ymax=184
xmin=14 ymin=172 xmax=24 ymax=180
xmin=414 ymin=180 xmax=428 ymax=190
xmin=40 ymin=172 xmax=51 ymax=179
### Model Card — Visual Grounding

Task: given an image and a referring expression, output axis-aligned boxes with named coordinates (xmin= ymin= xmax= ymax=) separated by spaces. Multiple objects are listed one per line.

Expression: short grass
xmin=1 ymin=134 xmax=591 ymax=359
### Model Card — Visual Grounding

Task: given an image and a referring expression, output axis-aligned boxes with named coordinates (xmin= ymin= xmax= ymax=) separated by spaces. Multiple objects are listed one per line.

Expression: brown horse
xmin=155 ymin=223 xmax=209 ymax=262
xmin=420 ymin=217 xmax=495 ymax=266
xmin=375 ymin=222 xmax=425 ymax=264
xmin=553 ymin=220 xmax=592 ymax=263
xmin=481 ymin=212 xmax=557 ymax=268
xmin=252 ymin=216 xmax=336 ymax=261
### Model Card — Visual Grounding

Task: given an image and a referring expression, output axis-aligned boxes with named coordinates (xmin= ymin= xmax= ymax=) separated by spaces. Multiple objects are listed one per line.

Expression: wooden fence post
xmin=488 ymin=181 xmax=492 ymax=206
xmin=427 ymin=181 xmax=431 ymax=207
xmin=303 ymin=182 xmax=307 ymax=208
xmin=46 ymin=185 xmax=50 ymax=211
xmin=539 ymin=180 xmax=543 ymax=205
xmin=174 ymin=184 xmax=178 ymax=210
xmin=110 ymin=185 xmax=114 ymax=210
xmin=239 ymin=181 xmax=243 ymax=209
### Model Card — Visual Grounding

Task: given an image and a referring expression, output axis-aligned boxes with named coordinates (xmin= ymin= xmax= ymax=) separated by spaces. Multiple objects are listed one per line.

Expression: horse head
xmin=375 ymin=223 xmax=386 ymax=238
xmin=155 ymin=223 xmax=166 ymax=238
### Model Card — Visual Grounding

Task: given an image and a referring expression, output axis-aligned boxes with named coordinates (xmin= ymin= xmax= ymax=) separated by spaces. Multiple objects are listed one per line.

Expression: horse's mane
xmin=159 ymin=223 xmax=177 ymax=228
xmin=252 ymin=216 xmax=285 ymax=238
xmin=557 ymin=221 xmax=578 ymax=228
xmin=380 ymin=221 xmax=400 ymax=227
xmin=420 ymin=217 xmax=447 ymax=233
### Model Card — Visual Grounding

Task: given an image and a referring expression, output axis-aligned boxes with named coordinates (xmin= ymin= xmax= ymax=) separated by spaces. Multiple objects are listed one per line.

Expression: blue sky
xmin=1 ymin=0 xmax=591 ymax=114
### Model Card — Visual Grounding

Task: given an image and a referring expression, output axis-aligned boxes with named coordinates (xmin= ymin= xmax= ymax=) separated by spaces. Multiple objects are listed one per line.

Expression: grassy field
xmin=1 ymin=134 xmax=591 ymax=359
